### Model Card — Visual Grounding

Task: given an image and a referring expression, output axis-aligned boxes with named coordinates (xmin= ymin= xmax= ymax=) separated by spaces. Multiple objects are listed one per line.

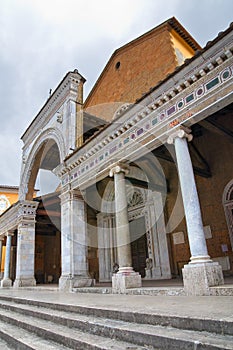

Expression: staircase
xmin=0 ymin=294 xmax=232 ymax=349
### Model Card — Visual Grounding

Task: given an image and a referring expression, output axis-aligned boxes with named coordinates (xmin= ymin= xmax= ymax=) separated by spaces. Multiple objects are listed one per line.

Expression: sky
xmin=0 ymin=0 xmax=233 ymax=188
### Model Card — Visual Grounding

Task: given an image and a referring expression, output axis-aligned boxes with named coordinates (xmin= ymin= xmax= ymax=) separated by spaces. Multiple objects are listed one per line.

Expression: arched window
xmin=223 ymin=179 xmax=233 ymax=250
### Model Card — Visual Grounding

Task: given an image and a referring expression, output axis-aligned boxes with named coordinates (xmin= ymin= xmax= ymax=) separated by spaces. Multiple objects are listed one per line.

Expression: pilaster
xmin=59 ymin=188 xmax=93 ymax=290
xmin=13 ymin=201 xmax=39 ymax=288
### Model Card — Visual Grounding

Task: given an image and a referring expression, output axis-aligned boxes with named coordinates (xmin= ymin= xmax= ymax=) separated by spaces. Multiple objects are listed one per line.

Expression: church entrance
xmin=130 ymin=216 xmax=148 ymax=277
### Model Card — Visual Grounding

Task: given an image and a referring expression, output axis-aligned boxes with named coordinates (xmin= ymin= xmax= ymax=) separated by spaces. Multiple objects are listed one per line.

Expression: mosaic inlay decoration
xmin=62 ymin=62 xmax=233 ymax=186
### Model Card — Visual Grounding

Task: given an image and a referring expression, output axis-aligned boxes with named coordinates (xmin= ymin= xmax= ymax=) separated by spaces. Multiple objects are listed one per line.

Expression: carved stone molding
xmin=22 ymin=71 xmax=85 ymax=146
xmin=59 ymin=188 xmax=83 ymax=204
xmin=167 ymin=126 xmax=193 ymax=144
xmin=0 ymin=201 xmax=39 ymax=234
xmin=109 ymin=163 xmax=129 ymax=177
xmin=62 ymin=44 xmax=233 ymax=190
xmin=19 ymin=127 xmax=65 ymax=200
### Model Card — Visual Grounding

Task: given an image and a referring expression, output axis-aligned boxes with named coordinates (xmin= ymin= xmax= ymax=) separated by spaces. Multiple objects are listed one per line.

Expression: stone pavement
xmin=0 ymin=284 xmax=232 ymax=322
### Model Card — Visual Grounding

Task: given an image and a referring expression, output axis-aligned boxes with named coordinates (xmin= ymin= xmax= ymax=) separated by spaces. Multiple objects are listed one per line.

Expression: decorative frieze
xmin=61 ymin=48 xmax=233 ymax=189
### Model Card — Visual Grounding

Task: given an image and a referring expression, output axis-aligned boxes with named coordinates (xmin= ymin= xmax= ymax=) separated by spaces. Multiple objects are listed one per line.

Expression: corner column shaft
xmin=1 ymin=233 xmax=13 ymax=287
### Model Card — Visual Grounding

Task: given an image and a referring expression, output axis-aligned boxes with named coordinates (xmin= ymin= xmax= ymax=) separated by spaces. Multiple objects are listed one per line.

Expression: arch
xmin=19 ymin=128 xmax=66 ymax=200
xmin=223 ymin=179 xmax=233 ymax=203
xmin=223 ymin=179 xmax=233 ymax=250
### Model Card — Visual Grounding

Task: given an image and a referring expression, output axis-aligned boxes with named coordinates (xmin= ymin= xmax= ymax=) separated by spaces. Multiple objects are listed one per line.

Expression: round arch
xmin=223 ymin=179 xmax=233 ymax=250
xmin=19 ymin=128 xmax=66 ymax=200
xmin=223 ymin=179 xmax=233 ymax=203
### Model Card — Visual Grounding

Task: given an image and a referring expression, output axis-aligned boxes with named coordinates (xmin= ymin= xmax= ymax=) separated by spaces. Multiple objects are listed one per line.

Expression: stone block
xmin=59 ymin=275 xmax=94 ymax=291
xmin=13 ymin=277 xmax=36 ymax=288
xmin=182 ymin=262 xmax=224 ymax=296
xmin=73 ymin=277 xmax=95 ymax=288
xmin=1 ymin=278 xmax=12 ymax=288
xmin=112 ymin=272 xmax=142 ymax=293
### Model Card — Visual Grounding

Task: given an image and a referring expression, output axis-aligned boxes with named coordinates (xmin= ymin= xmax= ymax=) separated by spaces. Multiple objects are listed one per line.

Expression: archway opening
xmin=26 ymin=139 xmax=62 ymax=285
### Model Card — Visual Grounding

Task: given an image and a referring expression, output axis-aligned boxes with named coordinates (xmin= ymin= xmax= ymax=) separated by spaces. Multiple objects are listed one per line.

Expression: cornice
xmin=59 ymin=39 xmax=233 ymax=190
xmin=0 ymin=201 xmax=39 ymax=234
xmin=21 ymin=71 xmax=83 ymax=148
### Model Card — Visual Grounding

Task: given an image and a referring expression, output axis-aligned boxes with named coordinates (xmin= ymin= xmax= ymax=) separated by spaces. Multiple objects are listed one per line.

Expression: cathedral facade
xmin=0 ymin=18 xmax=232 ymax=295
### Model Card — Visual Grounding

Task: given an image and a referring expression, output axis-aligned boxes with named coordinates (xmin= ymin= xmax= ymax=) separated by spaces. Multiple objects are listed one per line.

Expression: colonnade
xmin=0 ymin=127 xmax=224 ymax=295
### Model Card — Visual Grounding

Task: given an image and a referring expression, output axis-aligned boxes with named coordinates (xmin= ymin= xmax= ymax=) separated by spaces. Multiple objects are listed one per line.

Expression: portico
xmin=0 ymin=18 xmax=232 ymax=295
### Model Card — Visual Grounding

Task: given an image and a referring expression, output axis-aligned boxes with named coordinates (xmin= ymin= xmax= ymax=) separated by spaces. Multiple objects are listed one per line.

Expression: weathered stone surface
xmin=182 ymin=262 xmax=224 ymax=296
xmin=112 ymin=273 xmax=142 ymax=293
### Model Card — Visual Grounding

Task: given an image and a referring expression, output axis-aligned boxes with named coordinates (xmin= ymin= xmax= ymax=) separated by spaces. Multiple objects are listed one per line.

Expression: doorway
xmin=129 ymin=216 xmax=148 ymax=277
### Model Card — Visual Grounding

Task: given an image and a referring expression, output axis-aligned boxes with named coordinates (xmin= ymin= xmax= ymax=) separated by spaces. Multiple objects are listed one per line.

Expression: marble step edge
xmin=0 ymin=296 xmax=232 ymax=336
xmin=0 ymin=302 xmax=233 ymax=350
xmin=0 ymin=310 xmax=151 ymax=350
xmin=0 ymin=319 xmax=69 ymax=350
xmin=72 ymin=286 xmax=185 ymax=296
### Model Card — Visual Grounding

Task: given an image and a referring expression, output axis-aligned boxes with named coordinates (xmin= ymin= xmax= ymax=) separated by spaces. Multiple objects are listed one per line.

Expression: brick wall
xmin=84 ymin=27 xmax=178 ymax=122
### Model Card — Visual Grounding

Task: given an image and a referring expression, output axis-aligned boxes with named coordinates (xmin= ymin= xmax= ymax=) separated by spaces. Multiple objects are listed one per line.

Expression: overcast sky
xmin=0 ymin=0 xmax=233 ymax=187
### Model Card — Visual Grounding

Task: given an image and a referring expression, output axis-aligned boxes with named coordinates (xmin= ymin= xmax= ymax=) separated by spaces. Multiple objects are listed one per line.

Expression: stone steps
xmin=0 ymin=295 xmax=233 ymax=349
xmin=0 ymin=319 xmax=69 ymax=350
xmin=0 ymin=307 xmax=148 ymax=350
xmin=0 ymin=337 xmax=14 ymax=350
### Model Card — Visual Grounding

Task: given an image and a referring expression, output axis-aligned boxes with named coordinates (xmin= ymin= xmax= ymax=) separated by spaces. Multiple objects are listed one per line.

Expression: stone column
xmin=1 ymin=232 xmax=13 ymax=287
xmin=59 ymin=188 xmax=93 ymax=290
xmin=0 ymin=237 xmax=4 ymax=279
xmin=13 ymin=201 xmax=39 ymax=288
xmin=109 ymin=164 xmax=141 ymax=293
xmin=168 ymin=127 xmax=224 ymax=295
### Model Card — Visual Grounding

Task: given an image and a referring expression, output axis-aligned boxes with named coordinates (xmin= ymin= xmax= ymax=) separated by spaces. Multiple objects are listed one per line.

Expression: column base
xmin=182 ymin=262 xmax=224 ymax=296
xmin=1 ymin=278 xmax=12 ymax=288
xmin=13 ymin=277 xmax=36 ymax=288
xmin=59 ymin=275 xmax=95 ymax=291
xmin=112 ymin=269 xmax=142 ymax=294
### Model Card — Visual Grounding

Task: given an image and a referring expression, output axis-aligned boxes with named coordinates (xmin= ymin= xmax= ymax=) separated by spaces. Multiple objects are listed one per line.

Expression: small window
xmin=115 ymin=61 xmax=121 ymax=70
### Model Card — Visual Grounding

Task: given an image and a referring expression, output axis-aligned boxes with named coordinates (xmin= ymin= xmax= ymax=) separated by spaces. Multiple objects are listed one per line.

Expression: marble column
xmin=1 ymin=232 xmax=13 ymax=287
xmin=168 ymin=127 xmax=224 ymax=295
xmin=0 ymin=237 xmax=4 ymax=279
xmin=109 ymin=164 xmax=141 ymax=293
xmin=59 ymin=188 xmax=93 ymax=290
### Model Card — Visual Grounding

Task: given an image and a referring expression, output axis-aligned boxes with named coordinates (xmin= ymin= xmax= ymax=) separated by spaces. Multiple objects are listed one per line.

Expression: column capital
xmin=59 ymin=188 xmax=83 ymax=203
xmin=6 ymin=231 xmax=14 ymax=237
xmin=109 ymin=163 xmax=129 ymax=177
xmin=167 ymin=126 xmax=193 ymax=145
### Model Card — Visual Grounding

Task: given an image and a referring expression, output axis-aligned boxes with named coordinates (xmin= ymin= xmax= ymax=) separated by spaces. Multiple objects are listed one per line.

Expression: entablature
xmin=0 ymin=201 xmax=39 ymax=236
xmin=59 ymin=33 xmax=233 ymax=190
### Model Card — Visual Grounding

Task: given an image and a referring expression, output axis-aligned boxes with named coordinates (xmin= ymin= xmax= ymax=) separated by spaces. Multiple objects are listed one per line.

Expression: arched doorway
xmin=19 ymin=136 xmax=63 ymax=285
xmin=223 ymin=179 xmax=233 ymax=250
xmin=97 ymin=166 xmax=171 ymax=282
